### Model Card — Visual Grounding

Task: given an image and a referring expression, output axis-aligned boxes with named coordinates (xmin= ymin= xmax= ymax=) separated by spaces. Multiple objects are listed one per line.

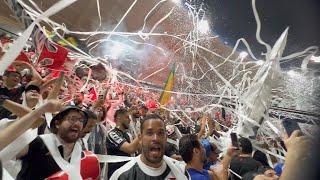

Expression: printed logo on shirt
xmin=109 ymin=131 xmax=123 ymax=144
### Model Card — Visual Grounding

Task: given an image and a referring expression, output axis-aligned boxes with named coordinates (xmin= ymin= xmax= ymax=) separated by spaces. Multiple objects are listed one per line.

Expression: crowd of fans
xmin=0 ymin=35 xmax=318 ymax=180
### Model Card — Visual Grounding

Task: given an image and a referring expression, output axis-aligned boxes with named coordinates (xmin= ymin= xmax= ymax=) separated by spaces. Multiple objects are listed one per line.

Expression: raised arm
xmin=1 ymin=96 xmax=32 ymax=118
xmin=93 ymin=86 xmax=109 ymax=109
xmin=11 ymin=61 xmax=43 ymax=86
xmin=0 ymin=99 xmax=62 ymax=151
xmin=280 ymin=130 xmax=311 ymax=180
xmin=216 ymin=147 xmax=237 ymax=180
xmin=46 ymin=72 xmax=64 ymax=100
xmin=198 ymin=116 xmax=207 ymax=139
xmin=119 ymin=136 xmax=140 ymax=154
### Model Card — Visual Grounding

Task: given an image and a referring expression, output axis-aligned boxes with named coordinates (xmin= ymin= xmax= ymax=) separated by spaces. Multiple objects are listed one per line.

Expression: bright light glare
xmin=198 ymin=20 xmax=210 ymax=34
xmin=311 ymin=55 xmax=320 ymax=63
xmin=17 ymin=32 xmax=22 ymax=36
xmin=110 ymin=43 xmax=124 ymax=59
xmin=255 ymin=60 xmax=264 ymax=65
xmin=239 ymin=51 xmax=248 ymax=59
xmin=287 ymin=70 xmax=296 ymax=77
xmin=171 ymin=0 xmax=180 ymax=4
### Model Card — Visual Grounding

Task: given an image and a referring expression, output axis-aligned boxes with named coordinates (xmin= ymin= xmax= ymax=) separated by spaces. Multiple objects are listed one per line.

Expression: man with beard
xmin=179 ymin=134 xmax=216 ymax=180
xmin=110 ymin=114 xmax=188 ymax=180
xmin=129 ymin=104 xmax=148 ymax=138
xmin=63 ymin=91 xmax=86 ymax=108
xmin=79 ymin=110 xmax=98 ymax=149
xmin=16 ymin=106 xmax=91 ymax=180
xmin=70 ymin=91 xmax=86 ymax=108
xmin=179 ymin=134 xmax=235 ymax=180
xmin=106 ymin=108 xmax=140 ymax=178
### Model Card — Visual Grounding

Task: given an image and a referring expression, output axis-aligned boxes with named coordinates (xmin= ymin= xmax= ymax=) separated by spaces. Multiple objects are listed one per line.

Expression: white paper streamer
xmin=2 ymin=167 xmax=14 ymax=180
xmin=40 ymin=134 xmax=82 ymax=180
xmin=0 ymin=0 xmax=79 ymax=74
xmin=253 ymin=145 xmax=285 ymax=160
xmin=96 ymin=154 xmax=134 ymax=163
xmin=266 ymin=120 xmax=280 ymax=135
xmin=0 ymin=129 xmax=37 ymax=162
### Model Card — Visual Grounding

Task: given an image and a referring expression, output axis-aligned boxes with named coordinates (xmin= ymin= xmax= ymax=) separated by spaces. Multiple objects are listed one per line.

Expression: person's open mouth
xmin=150 ymin=144 xmax=162 ymax=156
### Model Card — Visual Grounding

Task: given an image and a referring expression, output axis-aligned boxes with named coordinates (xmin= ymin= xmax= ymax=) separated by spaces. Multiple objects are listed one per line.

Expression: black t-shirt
xmin=16 ymin=137 xmax=61 ymax=180
xmin=165 ymin=142 xmax=179 ymax=157
xmin=230 ymin=156 xmax=262 ymax=180
xmin=106 ymin=127 xmax=131 ymax=178
xmin=0 ymin=85 xmax=25 ymax=119
xmin=17 ymin=136 xmax=87 ymax=180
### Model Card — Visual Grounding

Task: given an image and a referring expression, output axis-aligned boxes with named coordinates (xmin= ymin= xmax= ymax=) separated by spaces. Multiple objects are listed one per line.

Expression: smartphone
xmin=230 ymin=133 xmax=239 ymax=149
xmin=282 ymin=119 xmax=301 ymax=137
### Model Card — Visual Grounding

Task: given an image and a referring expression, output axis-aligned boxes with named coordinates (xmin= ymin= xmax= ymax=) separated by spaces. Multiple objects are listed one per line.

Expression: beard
xmin=142 ymin=143 xmax=164 ymax=164
xmin=201 ymin=151 xmax=207 ymax=163
xmin=122 ymin=123 xmax=130 ymax=130
xmin=58 ymin=128 xmax=79 ymax=143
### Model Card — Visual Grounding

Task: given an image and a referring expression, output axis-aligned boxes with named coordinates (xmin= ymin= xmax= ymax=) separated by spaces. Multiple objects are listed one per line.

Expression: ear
xmin=193 ymin=148 xmax=198 ymax=154
xmin=54 ymin=120 xmax=60 ymax=129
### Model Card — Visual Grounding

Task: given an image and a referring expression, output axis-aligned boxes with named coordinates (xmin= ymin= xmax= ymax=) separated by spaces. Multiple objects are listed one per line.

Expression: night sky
xmin=202 ymin=0 xmax=320 ymax=61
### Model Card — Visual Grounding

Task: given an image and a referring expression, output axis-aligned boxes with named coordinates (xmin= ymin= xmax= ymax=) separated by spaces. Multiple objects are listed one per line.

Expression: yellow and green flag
xmin=159 ymin=65 xmax=176 ymax=106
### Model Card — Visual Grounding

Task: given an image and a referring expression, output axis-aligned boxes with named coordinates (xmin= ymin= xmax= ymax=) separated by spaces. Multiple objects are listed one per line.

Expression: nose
xmin=151 ymin=133 xmax=159 ymax=141
xmin=73 ymin=120 xmax=84 ymax=128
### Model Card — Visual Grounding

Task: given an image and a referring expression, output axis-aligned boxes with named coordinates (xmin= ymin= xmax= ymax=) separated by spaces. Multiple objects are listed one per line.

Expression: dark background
xmin=194 ymin=0 xmax=320 ymax=70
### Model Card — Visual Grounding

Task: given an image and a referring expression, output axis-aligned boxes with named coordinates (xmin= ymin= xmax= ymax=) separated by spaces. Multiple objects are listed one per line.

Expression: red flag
xmin=37 ymin=42 xmax=69 ymax=70
xmin=51 ymin=70 xmax=61 ymax=78
xmin=89 ymin=87 xmax=97 ymax=101
xmin=15 ymin=52 xmax=31 ymax=63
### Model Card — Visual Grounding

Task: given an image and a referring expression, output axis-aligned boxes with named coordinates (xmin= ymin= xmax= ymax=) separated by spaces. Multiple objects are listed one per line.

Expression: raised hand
xmin=11 ymin=61 xmax=31 ymax=71
xmin=39 ymin=99 xmax=62 ymax=114
xmin=47 ymin=71 xmax=65 ymax=100
xmin=283 ymin=130 xmax=311 ymax=154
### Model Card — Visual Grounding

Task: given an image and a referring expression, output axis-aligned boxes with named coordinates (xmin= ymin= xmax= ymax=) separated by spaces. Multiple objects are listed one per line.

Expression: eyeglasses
xmin=64 ymin=116 xmax=86 ymax=124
